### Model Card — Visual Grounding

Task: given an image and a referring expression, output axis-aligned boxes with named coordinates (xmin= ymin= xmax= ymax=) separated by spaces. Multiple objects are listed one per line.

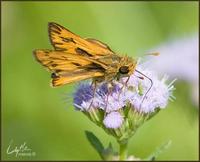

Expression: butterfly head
xmin=118 ymin=56 xmax=137 ymax=77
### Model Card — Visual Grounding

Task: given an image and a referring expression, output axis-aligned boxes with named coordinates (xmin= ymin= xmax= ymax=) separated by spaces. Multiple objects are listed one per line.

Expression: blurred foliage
xmin=2 ymin=1 xmax=198 ymax=160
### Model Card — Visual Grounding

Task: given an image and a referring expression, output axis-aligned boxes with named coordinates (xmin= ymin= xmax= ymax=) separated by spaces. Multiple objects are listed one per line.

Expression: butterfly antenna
xmin=135 ymin=69 xmax=153 ymax=109
xmin=145 ymin=52 xmax=160 ymax=56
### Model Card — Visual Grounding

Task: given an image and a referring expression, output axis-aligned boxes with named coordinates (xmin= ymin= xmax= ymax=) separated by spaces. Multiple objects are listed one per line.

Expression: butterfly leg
xmin=88 ymin=80 xmax=97 ymax=111
xmin=104 ymin=83 xmax=113 ymax=117
xmin=123 ymin=76 xmax=130 ymax=90
xmin=117 ymin=76 xmax=130 ymax=99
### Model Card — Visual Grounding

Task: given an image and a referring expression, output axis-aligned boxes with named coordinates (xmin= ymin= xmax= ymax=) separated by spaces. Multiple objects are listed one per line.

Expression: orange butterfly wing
xmin=51 ymin=71 xmax=103 ymax=87
xmin=48 ymin=22 xmax=114 ymax=57
xmin=33 ymin=49 xmax=105 ymax=86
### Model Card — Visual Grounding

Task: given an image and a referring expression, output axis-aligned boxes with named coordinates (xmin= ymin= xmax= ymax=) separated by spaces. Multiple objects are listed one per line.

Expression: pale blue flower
xmin=120 ymin=67 xmax=176 ymax=113
xmin=73 ymin=65 xmax=175 ymax=130
xmin=94 ymin=85 xmax=127 ymax=113
xmin=73 ymin=83 xmax=93 ymax=111
xmin=103 ymin=111 xmax=124 ymax=129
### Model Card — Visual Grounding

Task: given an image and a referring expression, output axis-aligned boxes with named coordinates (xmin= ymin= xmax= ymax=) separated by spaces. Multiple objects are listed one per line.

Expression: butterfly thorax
xmin=96 ymin=55 xmax=137 ymax=82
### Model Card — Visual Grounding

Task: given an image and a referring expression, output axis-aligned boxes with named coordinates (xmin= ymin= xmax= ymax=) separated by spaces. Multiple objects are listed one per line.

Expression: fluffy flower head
xmin=73 ymin=65 xmax=175 ymax=139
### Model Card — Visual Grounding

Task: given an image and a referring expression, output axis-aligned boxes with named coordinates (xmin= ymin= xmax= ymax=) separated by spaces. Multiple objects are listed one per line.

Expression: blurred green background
xmin=2 ymin=1 xmax=198 ymax=160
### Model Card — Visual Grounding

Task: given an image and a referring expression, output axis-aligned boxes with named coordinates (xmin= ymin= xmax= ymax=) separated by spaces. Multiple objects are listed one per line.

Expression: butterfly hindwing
xmin=33 ymin=49 xmax=105 ymax=86
xmin=51 ymin=71 xmax=104 ymax=87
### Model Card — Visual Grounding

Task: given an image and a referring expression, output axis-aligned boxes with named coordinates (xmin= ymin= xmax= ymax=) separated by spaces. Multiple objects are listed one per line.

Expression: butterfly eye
xmin=51 ymin=73 xmax=59 ymax=78
xmin=119 ymin=66 xmax=129 ymax=74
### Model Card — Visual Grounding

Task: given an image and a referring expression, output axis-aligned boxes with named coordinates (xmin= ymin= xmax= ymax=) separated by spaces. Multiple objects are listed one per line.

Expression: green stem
xmin=119 ymin=140 xmax=128 ymax=160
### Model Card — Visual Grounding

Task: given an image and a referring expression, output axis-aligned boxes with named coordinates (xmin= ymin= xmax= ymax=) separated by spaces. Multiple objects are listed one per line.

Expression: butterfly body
xmin=34 ymin=22 xmax=137 ymax=87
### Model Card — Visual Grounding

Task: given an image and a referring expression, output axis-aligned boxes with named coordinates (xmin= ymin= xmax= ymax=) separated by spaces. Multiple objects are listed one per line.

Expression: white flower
xmin=147 ymin=34 xmax=198 ymax=106
xmin=103 ymin=112 xmax=124 ymax=129
xmin=124 ymin=68 xmax=175 ymax=113
xmin=73 ymin=64 xmax=175 ymax=130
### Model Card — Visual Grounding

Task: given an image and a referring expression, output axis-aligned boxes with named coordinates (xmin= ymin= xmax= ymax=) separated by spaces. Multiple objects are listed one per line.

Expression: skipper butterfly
xmin=33 ymin=22 xmax=138 ymax=87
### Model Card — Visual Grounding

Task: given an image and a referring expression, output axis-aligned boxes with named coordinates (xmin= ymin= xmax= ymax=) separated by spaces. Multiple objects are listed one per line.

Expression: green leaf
xmin=85 ymin=130 xmax=105 ymax=159
xmin=102 ymin=142 xmax=115 ymax=160
xmin=147 ymin=108 xmax=160 ymax=121
xmin=144 ymin=140 xmax=172 ymax=161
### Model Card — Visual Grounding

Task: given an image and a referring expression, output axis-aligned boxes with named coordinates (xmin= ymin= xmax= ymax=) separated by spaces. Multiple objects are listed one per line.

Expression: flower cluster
xmin=73 ymin=65 xmax=175 ymax=142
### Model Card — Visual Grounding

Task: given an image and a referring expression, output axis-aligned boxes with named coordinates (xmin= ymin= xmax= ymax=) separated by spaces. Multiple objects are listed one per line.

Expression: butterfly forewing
xmin=48 ymin=22 xmax=114 ymax=57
